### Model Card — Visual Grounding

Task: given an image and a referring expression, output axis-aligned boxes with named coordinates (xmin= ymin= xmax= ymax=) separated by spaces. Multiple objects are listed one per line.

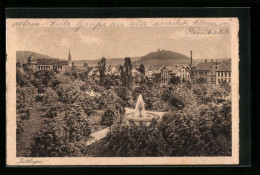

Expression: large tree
xmin=120 ymin=57 xmax=133 ymax=88
xmin=139 ymin=64 xmax=145 ymax=76
xmin=139 ymin=64 xmax=146 ymax=84
xmin=98 ymin=57 xmax=106 ymax=85
xmin=30 ymin=104 xmax=93 ymax=157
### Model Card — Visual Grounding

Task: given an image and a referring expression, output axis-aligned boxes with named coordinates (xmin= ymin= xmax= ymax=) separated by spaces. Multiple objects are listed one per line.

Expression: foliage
xmin=120 ymin=57 xmax=133 ymax=88
xmin=101 ymin=107 xmax=118 ymax=128
xmin=170 ymin=75 xmax=181 ymax=85
xmin=33 ymin=70 xmax=60 ymax=88
xmin=16 ymin=67 xmax=34 ymax=87
xmin=196 ymin=77 xmax=207 ymax=84
xmin=161 ymin=86 xmax=187 ymax=110
xmin=192 ymin=84 xmax=208 ymax=102
xmin=17 ymin=117 xmax=25 ymax=137
xmin=98 ymin=57 xmax=106 ymax=85
xmin=104 ymin=74 xmax=120 ymax=89
xmin=103 ymin=121 xmax=168 ymax=157
xmin=76 ymin=94 xmax=100 ymax=116
xmin=139 ymin=64 xmax=145 ymax=83
xmin=56 ymin=83 xmax=85 ymax=104
xmin=115 ymin=86 xmax=134 ymax=107
xmin=17 ymin=86 xmax=37 ymax=111
xmin=133 ymin=84 xmax=165 ymax=111
xmin=30 ymin=104 xmax=93 ymax=157
xmin=42 ymin=87 xmax=59 ymax=104
xmin=168 ymin=93 xmax=185 ymax=110
xmin=16 ymin=86 xmax=37 ymax=136
xmin=103 ymin=101 xmax=231 ymax=157
xmin=99 ymin=89 xmax=125 ymax=123
xmin=139 ymin=64 xmax=145 ymax=75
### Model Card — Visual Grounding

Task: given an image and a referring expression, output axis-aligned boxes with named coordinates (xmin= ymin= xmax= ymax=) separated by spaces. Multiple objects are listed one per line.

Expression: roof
xmin=36 ymin=59 xmax=68 ymax=65
xmin=154 ymin=64 xmax=189 ymax=75
xmin=131 ymin=67 xmax=141 ymax=76
xmin=194 ymin=62 xmax=214 ymax=71
xmin=216 ymin=61 xmax=231 ymax=72
xmin=191 ymin=62 xmax=197 ymax=67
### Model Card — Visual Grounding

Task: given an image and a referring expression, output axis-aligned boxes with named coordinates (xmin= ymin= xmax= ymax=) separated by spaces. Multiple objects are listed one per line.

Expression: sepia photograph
xmin=6 ymin=18 xmax=239 ymax=165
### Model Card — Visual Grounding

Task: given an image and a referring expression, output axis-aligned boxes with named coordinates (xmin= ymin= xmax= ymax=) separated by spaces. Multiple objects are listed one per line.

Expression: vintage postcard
xmin=6 ymin=18 xmax=239 ymax=165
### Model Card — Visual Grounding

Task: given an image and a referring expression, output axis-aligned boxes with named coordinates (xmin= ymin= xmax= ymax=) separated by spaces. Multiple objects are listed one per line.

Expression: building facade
xmin=216 ymin=61 xmax=231 ymax=84
xmin=27 ymin=51 xmax=72 ymax=73
xmin=191 ymin=59 xmax=220 ymax=84
xmin=154 ymin=65 xmax=191 ymax=85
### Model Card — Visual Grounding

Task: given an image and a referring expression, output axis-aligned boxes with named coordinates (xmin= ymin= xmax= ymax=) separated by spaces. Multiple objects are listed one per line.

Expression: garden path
xmin=86 ymin=127 xmax=110 ymax=146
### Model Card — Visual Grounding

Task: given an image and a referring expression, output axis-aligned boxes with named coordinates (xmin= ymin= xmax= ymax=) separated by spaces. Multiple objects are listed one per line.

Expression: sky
xmin=16 ymin=25 xmax=231 ymax=60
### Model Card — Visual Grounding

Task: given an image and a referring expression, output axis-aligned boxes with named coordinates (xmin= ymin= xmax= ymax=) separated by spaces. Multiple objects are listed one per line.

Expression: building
xmin=153 ymin=64 xmax=191 ymax=85
xmin=27 ymin=51 xmax=72 ymax=73
xmin=216 ymin=61 xmax=231 ymax=84
xmin=131 ymin=67 xmax=141 ymax=77
xmin=191 ymin=59 xmax=220 ymax=84
xmin=145 ymin=69 xmax=155 ymax=81
xmin=106 ymin=65 xmax=120 ymax=76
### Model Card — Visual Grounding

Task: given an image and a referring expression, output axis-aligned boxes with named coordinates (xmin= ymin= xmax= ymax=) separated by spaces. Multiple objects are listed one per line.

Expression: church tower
xmin=68 ymin=50 xmax=72 ymax=67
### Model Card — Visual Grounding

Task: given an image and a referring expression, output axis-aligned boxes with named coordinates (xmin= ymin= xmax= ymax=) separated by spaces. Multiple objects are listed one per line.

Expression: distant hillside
xmin=16 ymin=51 xmax=61 ymax=64
xmin=73 ymin=57 xmax=141 ymax=67
xmin=133 ymin=50 xmax=191 ymax=67
xmin=17 ymin=50 xmax=196 ymax=67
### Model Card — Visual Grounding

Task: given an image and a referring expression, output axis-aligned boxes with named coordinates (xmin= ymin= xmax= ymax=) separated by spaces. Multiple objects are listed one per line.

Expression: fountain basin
xmin=124 ymin=112 xmax=160 ymax=122
xmin=85 ymin=90 xmax=101 ymax=97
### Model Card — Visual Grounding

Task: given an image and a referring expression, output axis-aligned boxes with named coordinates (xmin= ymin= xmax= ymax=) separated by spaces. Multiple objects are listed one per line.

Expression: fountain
xmin=85 ymin=89 xmax=101 ymax=97
xmin=124 ymin=94 xmax=160 ymax=123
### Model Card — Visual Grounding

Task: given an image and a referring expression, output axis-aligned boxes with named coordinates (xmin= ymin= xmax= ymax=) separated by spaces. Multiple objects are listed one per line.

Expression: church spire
xmin=68 ymin=50 xmax=71 ymax=61
xmin=68 ymin=50 xmax=72 ymax=67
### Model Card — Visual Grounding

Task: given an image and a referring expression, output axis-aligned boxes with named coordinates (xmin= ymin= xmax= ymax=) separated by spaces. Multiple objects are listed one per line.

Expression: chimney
xmin=190 ymin=50 xmax=193 ymax=66
xmin=205 ymin=59 xmax=207 ymax=63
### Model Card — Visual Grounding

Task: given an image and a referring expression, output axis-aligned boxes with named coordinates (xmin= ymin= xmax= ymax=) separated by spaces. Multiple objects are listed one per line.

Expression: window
xmin=216 ymin=66 xmax=217 ymax=70
xmin=221 ymin=72 xmax=223 ymax=77
xmin=225 ymin=72 xmax=227 ymax=77
xmin=205 ymin=72 xmax=207 ymax=75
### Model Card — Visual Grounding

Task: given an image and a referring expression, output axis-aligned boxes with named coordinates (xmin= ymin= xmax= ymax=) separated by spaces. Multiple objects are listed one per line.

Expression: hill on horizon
xmin=16 ymin=51 xmax=141 ymax=66
xmin=133 ymin=49 xmax=191 ymax=67
xmin=17 ymin=50 xmax=197 ymax=67
xmin=16 ymin=51 xmax=63 ymax=64
xmin=73 ymin=57 xmax=141 ymax=67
